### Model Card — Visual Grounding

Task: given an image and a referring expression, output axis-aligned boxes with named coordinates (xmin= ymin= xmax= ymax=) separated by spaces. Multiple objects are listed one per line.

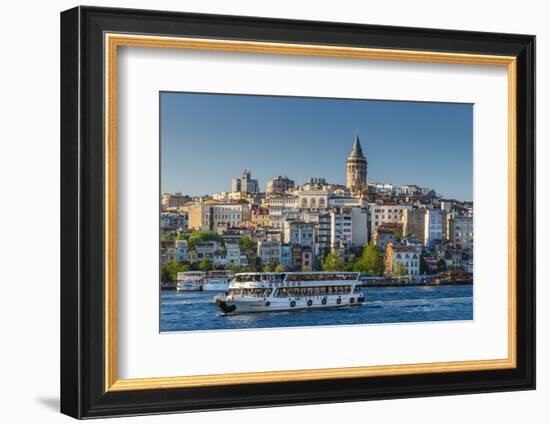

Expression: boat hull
xmin=215 ymin=295 xmax=364 ymax=314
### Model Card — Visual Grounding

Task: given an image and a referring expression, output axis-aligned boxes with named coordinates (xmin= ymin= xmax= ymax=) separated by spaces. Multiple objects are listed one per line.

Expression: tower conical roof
xmin=348 ymin=133 xmax=365 ymax=159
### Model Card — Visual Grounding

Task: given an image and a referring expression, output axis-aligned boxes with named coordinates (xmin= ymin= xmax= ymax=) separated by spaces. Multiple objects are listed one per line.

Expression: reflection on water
xmin=160 ymin=285 xmax=473 ymax=332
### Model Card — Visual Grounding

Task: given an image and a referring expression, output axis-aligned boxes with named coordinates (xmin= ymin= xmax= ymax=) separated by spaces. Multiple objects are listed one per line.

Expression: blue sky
xmin=160 ymin=92 xmax=473 ymax=201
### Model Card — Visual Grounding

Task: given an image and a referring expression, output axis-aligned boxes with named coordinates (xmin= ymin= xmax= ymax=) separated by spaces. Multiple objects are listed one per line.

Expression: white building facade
xmin=448 ymin=216 xmax=474 ymax=249
xmin=188 ymin=202 xmax=249 ymax=231
xmin=424 ymin=209 xmax=447 ymax=248
xmin=370 ymin=203 xmax=410 ymax=228
xmin=283 ymin=220 xmax=316 ymax=255
xmin=257 ymin=240 xmax=282 ymax=265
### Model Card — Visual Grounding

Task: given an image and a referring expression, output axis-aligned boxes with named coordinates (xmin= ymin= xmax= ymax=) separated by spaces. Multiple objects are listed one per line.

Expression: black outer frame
xmin=60 ymin=6 xmax=536 ymax=419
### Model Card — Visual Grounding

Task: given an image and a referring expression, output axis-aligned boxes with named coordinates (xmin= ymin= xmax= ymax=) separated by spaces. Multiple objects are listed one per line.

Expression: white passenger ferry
xmin=176 ymin=271 xmax=205 ymax=291
xmin=214 ymin=272 xmax=365 ymax=314
xmin=202 ymin=270 xmax=233 ymax=291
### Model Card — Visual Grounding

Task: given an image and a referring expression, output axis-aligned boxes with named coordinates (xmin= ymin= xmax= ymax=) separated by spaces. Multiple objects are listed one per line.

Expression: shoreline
xmin=360 ymin=281 xmax=473 ymax=288
xmin=161 ymin=280 xmax=474 ymax=291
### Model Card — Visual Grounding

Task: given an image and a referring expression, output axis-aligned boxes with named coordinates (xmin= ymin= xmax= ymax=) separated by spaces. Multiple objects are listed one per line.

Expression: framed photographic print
xmin=60 ymin=6 xmax=536 ymax=419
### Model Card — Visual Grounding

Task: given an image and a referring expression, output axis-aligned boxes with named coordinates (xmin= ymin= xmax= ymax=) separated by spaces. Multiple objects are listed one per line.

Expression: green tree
xmin=239 ymin=235 xmax=255 ymax=252
xmin=394 ymin=262 xmax=408 ymax=276
xmin=354 ymin=242 xmax=384 ymax=275
xmin=263 ymin=264 xmax=273 ymax=272
xmin=160 ymin=233 xmax=173 ymax=241
xmin=160 ymin=261 xmax=191 ymax=282
xmin=275 ymin=263 xmax=287 ymax=272
xmin=239 ymin=235 xmax=257 ymax=267
xmin=160 ymin=264 xmax=171 ymax=282
xmin=322 ymin=251 xmax=345 ymax=271
xmin=344 ymin=254 xmax=356 ymax=271
xmin=228 ymin=264 xmax=243 ymax=274
xmin=437 ymin=258 xmax=448 ymax=272
xmin=198 ymin=259 xmax=213 ymax=272
xmin=178 ymin=262 xmax=192 ymax=272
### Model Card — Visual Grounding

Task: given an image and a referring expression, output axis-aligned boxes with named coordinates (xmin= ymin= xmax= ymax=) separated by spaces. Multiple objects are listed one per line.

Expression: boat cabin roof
xmin=233 ymin=272 xmax=360 ymax=282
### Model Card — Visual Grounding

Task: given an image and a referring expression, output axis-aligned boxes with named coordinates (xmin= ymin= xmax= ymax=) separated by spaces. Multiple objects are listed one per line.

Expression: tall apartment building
xmin=424 ymin=209 xmax=448 ymax=248
xmin=283 ymin=220 xmax=316 ymax=257
xmin=329 ymin=207 xmax=353 ymax=251
xmin=257 ymin=240 xmax=281 ymax=266
xmin=231 ymin=169 xmax=259 ymax=194
xmin=448 ymin=216 xmax=473 ymax=249
xmin=266 ymin=194 xmax=299 ymax=229
xmin=402 ymin=208 xmax=427 ymax=243
xmin=317 ymin=206 xmax=368 ymax=255
xmin=266 ymin=176 xmax=295 ymax=193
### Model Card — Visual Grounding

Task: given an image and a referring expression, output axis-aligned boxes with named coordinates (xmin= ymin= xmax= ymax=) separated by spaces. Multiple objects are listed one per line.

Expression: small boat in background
xmin=176 ymin=271 xmax=205 ymax=291
xmin=160 ymin=281 xmax=177 ymax=291
xmin=202 ymin=270 xmax=233 ymax=291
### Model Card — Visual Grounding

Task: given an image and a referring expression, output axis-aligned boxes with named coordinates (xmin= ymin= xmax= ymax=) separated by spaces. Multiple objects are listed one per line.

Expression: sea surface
xmin=160 ymin=284 xmax=473 ymax=332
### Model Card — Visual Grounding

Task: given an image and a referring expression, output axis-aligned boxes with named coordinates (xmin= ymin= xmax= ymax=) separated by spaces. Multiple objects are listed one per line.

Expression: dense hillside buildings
xmin=161 ymin=132 xmax=472 ymax=275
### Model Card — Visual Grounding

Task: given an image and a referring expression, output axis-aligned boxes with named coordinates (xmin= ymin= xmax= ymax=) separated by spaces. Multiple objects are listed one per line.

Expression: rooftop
xmin=389 ymin=244 xmax=419 ymax=253
xmin=348 ymin=133 xmax=365 ymax=159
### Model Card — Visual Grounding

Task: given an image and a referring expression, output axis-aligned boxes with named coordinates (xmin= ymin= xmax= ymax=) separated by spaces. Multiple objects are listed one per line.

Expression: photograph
xmin=159 ymin=92 xmax=474 ymax=332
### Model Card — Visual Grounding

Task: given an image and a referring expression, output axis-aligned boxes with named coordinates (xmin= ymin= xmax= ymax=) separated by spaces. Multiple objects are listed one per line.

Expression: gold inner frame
xmin=104 ymin=33 xmax=517 ymax=392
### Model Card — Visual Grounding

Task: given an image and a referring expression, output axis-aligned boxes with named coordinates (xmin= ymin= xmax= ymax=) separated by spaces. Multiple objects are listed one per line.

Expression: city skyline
xmin=161 ymin=92 xmax=473 ymax=201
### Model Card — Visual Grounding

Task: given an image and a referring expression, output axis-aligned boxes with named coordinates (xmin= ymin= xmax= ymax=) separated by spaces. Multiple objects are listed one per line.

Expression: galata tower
xmin=346 ymin=132 xmax=367 ymax=194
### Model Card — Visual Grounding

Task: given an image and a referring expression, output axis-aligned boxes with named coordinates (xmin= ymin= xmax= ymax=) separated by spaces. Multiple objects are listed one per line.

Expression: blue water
xmin=160 ymin=285 xmax=473 ymax=332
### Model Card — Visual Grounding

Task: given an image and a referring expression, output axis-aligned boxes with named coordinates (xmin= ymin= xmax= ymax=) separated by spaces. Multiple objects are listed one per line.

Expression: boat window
xmin=273 ymin=285 xmax=353 ymax=297
xmin=229 ymin=288 xmax=272 ymax=297
xmin=235 ymin=274 xmax=261 ymax=282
